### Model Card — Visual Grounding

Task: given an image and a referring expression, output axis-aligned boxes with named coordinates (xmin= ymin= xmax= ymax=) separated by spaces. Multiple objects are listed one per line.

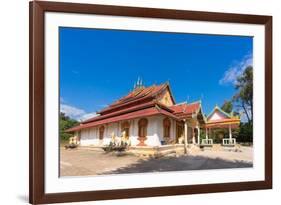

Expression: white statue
xmin=110 ymin=132 xmax=116 ymax=144
xmin=120 ymin=131 xmax=131 ymax=146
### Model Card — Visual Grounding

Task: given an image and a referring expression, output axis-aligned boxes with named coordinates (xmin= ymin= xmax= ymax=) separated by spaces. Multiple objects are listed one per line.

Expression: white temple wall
xmin=129 ymin=118 xmax=139 ymax=146
xmin=79 ymin=127 xmax=99 ymax=146
xmin=79 ymin=115 xmax=176 ymax=147
xmin=146 ymin=115 xmax=162 ymax=146
xmin=171 ymin=118 xmax=177 ymax=141
xmin=125 ymin=116 xmax=163 ymax=146
xmin=104 ymin=122 xmax=118 ymax=145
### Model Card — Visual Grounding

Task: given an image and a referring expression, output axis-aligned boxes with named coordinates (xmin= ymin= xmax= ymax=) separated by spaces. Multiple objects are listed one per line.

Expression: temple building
xmin=66 ymin=80 xmax=240 ymax=152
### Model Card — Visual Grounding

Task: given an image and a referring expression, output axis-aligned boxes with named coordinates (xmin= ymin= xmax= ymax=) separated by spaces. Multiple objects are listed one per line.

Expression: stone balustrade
xmin=222 ymin=138 xmax=236 ymax=146
xmin=201 ymin=139 xmax=213 ymax=145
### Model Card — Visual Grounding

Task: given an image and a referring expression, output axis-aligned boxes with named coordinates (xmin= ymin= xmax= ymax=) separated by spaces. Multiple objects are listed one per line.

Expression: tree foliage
xmin=221 ymin=100 xmax=233 ymax=113
xmin=216 ymin=66 xmax=253 ymax=143
xmin=233 ymin=66 xmax=253 ymax=124
xmin=59 ymin=112 xmax=79 ymax=141
xmin=236 ymin=122 xmax=253 ymax=143
xmin=232 ymin=66 xmax=253 ymax=142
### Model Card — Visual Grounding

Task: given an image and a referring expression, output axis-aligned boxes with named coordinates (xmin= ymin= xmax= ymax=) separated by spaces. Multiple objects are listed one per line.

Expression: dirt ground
xmin=60 ymin=146 xmax=253 ymax=177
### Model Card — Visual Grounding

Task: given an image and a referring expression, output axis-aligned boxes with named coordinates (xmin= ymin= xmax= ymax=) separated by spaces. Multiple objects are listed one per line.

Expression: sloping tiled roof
xmin=97 ymin=83 xmax=172 ymax=114
xmin=66 ymin=83 xmax=180 ymax=132
xmin=66 ymin=106 xmax=178 ymax=132
xmin=169 ymin=101 xmax=207 ymax=123
xmin=170 ymin=101 xmax=201 ymax=115
xmin=83 ymin=101 xmax=156 ymax=124
xmin=83 ymin=100 xmax=174 ymax=124
xmin=116 ymin=84 xmax=166 ymax=104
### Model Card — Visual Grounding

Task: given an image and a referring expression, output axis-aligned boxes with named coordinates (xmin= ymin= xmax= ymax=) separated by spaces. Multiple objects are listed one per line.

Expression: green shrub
xmin=59 ymin=112 xmax=79 ymax=141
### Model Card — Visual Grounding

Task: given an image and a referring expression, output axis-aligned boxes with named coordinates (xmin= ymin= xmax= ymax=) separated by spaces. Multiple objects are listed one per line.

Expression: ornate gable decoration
xmin=158 ymin=88 xmax=174 ymax=106
xmin=207 ymin=106 xmax=231 ymax=122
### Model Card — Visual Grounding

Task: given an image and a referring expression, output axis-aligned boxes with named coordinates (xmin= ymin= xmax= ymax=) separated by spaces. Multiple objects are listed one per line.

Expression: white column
xmin=184 ymin=120 xmax=188 ymax=154
xmin=205 ymin=127 xmax=208 ymax=139
xmin=229 ymin=125 xmax=232 ymax=139
xmin=132 ymin=119 xmax=135 ymax=137
xmin=197 ymin=126 xmax=200 ymax=145
xmin=105 ymin=125 xmax=108 ymax=138
xmin=118 ymin=122 xmax=121 ymax=137
xmin=173 ymin=120 xmax=176 ymax=141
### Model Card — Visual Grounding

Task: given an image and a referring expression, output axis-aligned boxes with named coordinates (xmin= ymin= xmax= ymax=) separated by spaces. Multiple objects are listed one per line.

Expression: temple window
xmin=163 ymin=118 xmax=171 ymax=138
xmin=99 ymin=126 xmax=105 ymax=140
xmin=138 ymin=118 xmax=148 ymax=138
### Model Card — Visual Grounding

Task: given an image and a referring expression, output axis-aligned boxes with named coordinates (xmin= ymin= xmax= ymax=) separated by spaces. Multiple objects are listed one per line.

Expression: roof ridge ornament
xmin=134 ymin=76 xmax=145 ymax=90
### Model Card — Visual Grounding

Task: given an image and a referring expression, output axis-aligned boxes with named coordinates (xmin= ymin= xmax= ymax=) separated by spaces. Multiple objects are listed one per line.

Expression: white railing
xmin=222 ymin=138 xmax=236 ymax=146
xmin=201 ymin=139 xmax=213 ymax=145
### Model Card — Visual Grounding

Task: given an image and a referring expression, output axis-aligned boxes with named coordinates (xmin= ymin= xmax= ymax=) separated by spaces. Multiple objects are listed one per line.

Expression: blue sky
xmin=59 ymin=27 xmax=253 ymax=120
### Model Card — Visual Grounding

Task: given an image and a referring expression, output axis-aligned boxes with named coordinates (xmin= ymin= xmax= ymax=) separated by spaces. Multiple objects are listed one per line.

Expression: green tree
xmin=59 ymin=112 xmax=79 ymax=141
xmin=233 ymin=66 xmax=253 ymax=124
xmin=232 ymin=66 xmax=253 ymax=143
xmin=221 ymin=100 xmax=233 ymax=113
xmin=236 ymin=122 xmax=252 ymax=143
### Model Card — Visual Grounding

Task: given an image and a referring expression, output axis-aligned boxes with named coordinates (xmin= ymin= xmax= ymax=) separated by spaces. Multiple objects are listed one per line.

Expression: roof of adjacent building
xmin=204 ymin=106 xmax=240 ymax=128
xmin=170 ymin=101 xmax=201 ymax=117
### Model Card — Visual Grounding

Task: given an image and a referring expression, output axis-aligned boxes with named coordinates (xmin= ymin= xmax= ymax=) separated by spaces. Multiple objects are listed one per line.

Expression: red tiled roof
xmin=66 ymin=106 xmax=178 ymax=132
xmin=98 ymin=83 xmax=171 ymax=114
xmin=116 ymin=84 xmax=165 ymax=104
xmin=82 ymin=101 xmax=156 ymax=123
xmin=83 ymin=100 xmax=174 ymax=124
xmin=170 ymin=101 xmax=201 ymax=115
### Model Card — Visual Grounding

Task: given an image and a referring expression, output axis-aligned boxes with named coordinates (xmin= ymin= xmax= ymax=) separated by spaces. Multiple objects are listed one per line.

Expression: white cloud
xmin=219 ymin=54 xmax=253 ymax=85
xmin=60 ymin=104 xmax=85 ymax=119
xmin=60 ymin=104 xmax=98 ymax=121
xmin=60 ymin=97 xmax=65 ymax=103
xmin=79 ymin=112 xmax=99 ymax=121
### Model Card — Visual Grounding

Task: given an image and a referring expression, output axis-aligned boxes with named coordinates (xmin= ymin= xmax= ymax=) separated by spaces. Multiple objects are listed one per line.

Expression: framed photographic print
xmin=29 ymin=1 xmax=272 ymax=204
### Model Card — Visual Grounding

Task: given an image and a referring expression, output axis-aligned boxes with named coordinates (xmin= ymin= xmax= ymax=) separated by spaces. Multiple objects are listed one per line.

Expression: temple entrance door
xmin=137 ymin=118 xmax=148 ymax=146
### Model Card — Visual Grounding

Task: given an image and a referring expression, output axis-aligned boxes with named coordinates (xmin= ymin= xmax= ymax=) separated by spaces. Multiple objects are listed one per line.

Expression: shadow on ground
xmin=100 ymin=155 xmax=253 ymax=175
